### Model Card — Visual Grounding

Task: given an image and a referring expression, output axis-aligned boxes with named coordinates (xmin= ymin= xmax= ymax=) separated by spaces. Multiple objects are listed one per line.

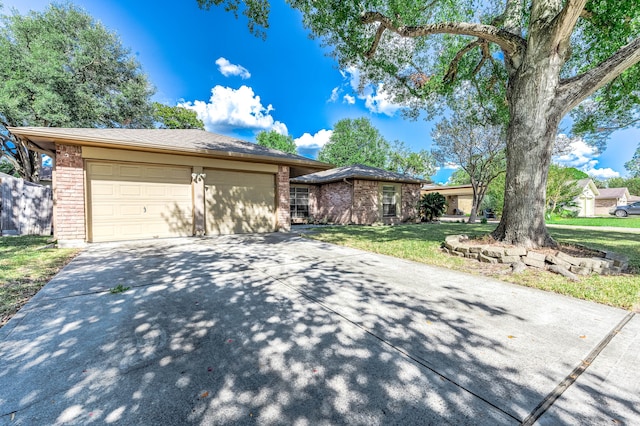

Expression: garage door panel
xmin=204 ymin=169 xmax=276 ymax=235
xmin=88 ymin=161 xmax=193 ymax=242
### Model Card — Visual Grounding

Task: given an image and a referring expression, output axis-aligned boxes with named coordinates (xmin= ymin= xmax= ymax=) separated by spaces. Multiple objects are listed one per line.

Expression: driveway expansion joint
xmin=521 ymin=311 xmax=636 ymax=425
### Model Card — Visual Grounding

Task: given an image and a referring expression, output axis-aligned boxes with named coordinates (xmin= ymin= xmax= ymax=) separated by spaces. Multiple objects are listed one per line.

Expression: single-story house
xmin=572 ymin=178 xmax=599 ymax=217
xmin=421 ymin=184 xmax=475 ymax=215
xmin=9 ymin=127 xmax=331 ymax=247
xmin=289 ymin=164 xmax=424 ymax=225
xmin=595 ymin=187 xmax=631 ymax=216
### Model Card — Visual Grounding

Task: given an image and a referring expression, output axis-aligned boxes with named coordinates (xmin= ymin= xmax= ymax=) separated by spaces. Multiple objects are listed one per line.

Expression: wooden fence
xmin=0 ymin=172 xmax=53 ymax=236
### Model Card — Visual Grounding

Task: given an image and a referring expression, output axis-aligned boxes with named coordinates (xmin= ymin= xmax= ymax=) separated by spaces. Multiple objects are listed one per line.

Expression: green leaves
xmin=255 ymin=130 xmax=297 ymax=154
xmin=152 ymin=103 xmax=205 ymax=130
xmin=319 ymin=117 xmax=390 ymax=168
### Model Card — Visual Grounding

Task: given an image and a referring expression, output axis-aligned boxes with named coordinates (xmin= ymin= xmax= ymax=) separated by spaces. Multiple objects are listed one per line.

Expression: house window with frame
xmin=290 ymin=187 xmax=309 ymax=219
xmin=382 ymin=185 xmax=398 ymax=217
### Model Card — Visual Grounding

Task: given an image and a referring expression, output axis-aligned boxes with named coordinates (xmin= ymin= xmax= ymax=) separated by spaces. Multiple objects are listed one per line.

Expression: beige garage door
xmin=205 ymin=169 xmax=275 ymax=235
xmin=87 ymin=161 xmax=193 ymax=242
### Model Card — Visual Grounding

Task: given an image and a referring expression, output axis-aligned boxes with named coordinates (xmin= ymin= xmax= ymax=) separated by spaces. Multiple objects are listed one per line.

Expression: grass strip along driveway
xmin=304 ymin=223 xmax=640 ymax=311
xmin=546 ymin=216 xmax=640 ymax=228
xmin=0 ymin=236 xmax=78 ymax=327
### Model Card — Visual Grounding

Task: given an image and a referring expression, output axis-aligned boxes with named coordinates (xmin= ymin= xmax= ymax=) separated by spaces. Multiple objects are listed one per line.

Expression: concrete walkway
xmin=0 ymin=234 xmax=638 ymax=425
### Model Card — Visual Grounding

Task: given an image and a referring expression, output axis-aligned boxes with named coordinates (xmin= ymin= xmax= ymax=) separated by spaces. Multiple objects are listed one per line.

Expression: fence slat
xmin=1 ymin=173 xmax=52 ymax=236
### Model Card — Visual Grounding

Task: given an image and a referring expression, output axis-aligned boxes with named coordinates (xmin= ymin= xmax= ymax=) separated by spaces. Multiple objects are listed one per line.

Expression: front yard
xmin=304 ymin=223 xmax=640 ymax=311
xmin=0 ymin=236 xmax=78 ymax=327
xmin=546 ymin=216 xmax=640 ymax=228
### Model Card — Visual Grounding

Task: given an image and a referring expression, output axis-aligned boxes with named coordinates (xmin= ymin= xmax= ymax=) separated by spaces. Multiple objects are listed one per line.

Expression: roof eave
xmin=8 ymin=127 xmax=332 ymax=169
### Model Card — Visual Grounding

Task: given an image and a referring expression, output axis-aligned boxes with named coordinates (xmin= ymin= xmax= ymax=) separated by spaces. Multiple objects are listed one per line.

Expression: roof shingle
xmin=290 ymin=164 xmax=424 ymax=184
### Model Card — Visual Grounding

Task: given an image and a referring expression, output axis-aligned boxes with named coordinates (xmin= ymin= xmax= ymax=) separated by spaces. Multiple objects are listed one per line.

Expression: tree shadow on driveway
xmin=0 ymin=234 xmax=636 ymax=425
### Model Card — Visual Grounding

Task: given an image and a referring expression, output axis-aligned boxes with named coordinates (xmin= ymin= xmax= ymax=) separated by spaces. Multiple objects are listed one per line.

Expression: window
xmin=382 ymin=185 xmax=397 ymax=217
xmin=290 ymin=187 xmax=309 ymax=219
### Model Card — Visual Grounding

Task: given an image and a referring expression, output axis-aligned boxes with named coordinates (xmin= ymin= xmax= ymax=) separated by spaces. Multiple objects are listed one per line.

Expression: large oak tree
xmin=0 ymin=4 xmax=155 ymax=181
xmin=199 ymin=0 xmax=640 ymax=248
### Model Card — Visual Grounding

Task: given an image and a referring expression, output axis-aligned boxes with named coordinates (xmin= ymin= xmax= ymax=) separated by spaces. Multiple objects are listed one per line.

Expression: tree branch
xmin=550 ymin=0 xmax=588 ymax=52
xmin=361 ymin=12 xmax=525 ymax=60
xmin=443 ymin=39 xmax=483 ymax=83
xmin=557 ymin=37 xmax=640 ymax=114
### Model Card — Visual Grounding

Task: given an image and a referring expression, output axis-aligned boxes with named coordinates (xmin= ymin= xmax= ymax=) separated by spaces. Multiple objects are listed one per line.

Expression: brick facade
xmin=401 ymin=183 xmax=421 ymax=222
xmin=276 ymin=165 xmax=290 ymax=231
xmin=352 ymin=180 xmax=379 ymax=224
xmin=300 ymin=180 xmax=422 ymax=225
xmin=316 ymin=181 xmax=353 ymax=224
xmin=54 ymin=144 xmax=86 ymax=245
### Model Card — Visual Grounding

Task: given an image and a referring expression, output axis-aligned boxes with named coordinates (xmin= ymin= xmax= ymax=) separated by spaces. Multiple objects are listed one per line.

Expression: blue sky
xmin=3 ymin=0 xmax=638 ymax=182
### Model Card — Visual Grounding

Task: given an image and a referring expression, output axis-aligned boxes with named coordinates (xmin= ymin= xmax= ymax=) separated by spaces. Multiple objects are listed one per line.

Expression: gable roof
xmin=8 ymin=127 xmax=331 ymax=169
xmin=596 ymin=187 xmax=630 ymax=200
xmin=575 ymin=178 xmax=600 ymax=196
xmin=290 ymin=164 xmax=425 ymax=184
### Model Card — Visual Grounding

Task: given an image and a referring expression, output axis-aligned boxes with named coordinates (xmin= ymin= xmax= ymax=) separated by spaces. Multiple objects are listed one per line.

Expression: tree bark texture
xmin=492 ymin=28 xmax=564 ymax=247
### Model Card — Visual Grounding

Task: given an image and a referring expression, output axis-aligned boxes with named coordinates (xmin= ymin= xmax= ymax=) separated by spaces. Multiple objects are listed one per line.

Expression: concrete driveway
xmin=1 ymin=233 xmax=638 ymax=425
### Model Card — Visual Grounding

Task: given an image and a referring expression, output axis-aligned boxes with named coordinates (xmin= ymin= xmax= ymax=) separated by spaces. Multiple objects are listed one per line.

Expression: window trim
xmin=381 ymin=184 xmax=399 ymax=218
xmin=290 ymin=186 xmax=310 ymax=219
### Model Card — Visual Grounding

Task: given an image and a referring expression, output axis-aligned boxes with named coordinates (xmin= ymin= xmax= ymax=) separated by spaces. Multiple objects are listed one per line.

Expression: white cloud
xmin=553 ymin=137 xmax=620 ymax=179
xmin=339 ymin=66 xmax=402 ymax=116
xmin=363 ymin=84 xmax=401 ymax=116
xmin=588 ymin=168 xmax=620 ymax=180
xmin=215 ymin=57 xmax=251 ymax=79
xmin=295 ymin=129 xmax=333 ymax=149
xmin=180 ymin=85 xmax=287 ymax=135
xmin=328 ymin=87 xmax=340 ymax=103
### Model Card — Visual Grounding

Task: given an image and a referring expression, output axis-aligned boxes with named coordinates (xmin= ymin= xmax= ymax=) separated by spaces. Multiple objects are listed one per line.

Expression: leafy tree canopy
xmin=152 ymin=102 xmax=204 ymax=130
xmin=604 ymin=176 xmax=640 ymax=195
xmin=546 ymin=165 xmax=587 ymax=215
xmin=0 ymin=4 xmax=155 ymax=180
xmin=256 ymin=129 xmax=297 ymax=154
xmin=626 ymin=146 xmax=640 ymax=178
xmin=195 ymin=1 xmax=640 ymax=246
xmin=387 ymin=140 xmax=436 ymax=179
xmin=319 ymin=117 xmax=389 ymax=168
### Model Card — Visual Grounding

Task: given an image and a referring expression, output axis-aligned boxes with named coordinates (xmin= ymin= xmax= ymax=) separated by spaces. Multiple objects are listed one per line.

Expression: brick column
xmin=54 ymin=144 xmax=86 ymax=247
xmin=276 ymin=165 xmax=290 ymax=231
xmin=192 ymin=166 xmax=206 ymax=236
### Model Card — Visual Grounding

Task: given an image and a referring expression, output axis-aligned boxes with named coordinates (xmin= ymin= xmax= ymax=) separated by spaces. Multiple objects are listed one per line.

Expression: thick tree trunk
xmin=492 ymin=32 xmax=564 ymax=248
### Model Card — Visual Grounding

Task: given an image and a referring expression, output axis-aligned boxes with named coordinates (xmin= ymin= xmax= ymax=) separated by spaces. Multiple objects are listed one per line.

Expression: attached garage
xmin=8 ymin=127 xmax=331 ymax=246
xmin=87 ymin=161 xmax=193 ymax=242
xmin=204 ymin=169 xmax=276 ymax=235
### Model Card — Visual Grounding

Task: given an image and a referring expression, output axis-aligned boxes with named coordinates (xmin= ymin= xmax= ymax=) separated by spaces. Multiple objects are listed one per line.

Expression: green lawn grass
xmin=546 ymin=216 xmax=640 ymax=228
xmin=0 ymin=236 xmax=78 ymax=327
xmin=304 ymin=223 xmax=640 ymax=311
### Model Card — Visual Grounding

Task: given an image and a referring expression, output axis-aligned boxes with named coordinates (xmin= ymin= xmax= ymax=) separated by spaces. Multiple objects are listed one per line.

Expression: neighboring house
xmin=39 ymin=165 xmax=53 ymax=187
xmin=572 ymin=178 xmax=599 ymax=217
xmin=10 ymin=127 xmax=330 ymax=247
xmin=595 ymin=187 xmax=631 ymax=216
xmin=421 ymin=184 xmax=475 ymax=215
xmin=289 ymin=164 xmax=424 ymax=225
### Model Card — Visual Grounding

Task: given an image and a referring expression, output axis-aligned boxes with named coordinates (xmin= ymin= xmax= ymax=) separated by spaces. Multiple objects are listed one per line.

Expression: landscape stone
xmin=545 ymin=255 xmax=571 ymax=269
xmin=555 ymin=251 xmax=581 ymax=266
xmin=570 ymin=265 xmax=591 ymax=276
xmin=468 ymin=246 xmax=483 ymax=253
xmin=482 ymin=247 xmax=505 ymax=258
xmin=479 ymin=253 xmax=499 ymax=264
xmin=511 ymin=261 xmax=527 ymax=274
xmin=548 ymin=265 xmax=579 ymax=281
xmin=526 ymin=251 xmax=547 ymax=262
xmin=500 ymin=255 xmax=522 ymax=264
xmin=522 ymin=256 xmax=546 ymax=269
xmin=505 ymin=247 xmax=527 ymax=257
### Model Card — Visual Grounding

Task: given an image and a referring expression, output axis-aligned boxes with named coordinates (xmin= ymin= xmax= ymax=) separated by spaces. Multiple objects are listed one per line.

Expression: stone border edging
xmin=442 ymin=235 xmax=629 ymax=280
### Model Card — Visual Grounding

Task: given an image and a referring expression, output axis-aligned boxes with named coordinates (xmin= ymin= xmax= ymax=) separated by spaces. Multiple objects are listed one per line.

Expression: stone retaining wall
xmin=442 ymin=235 xmax=628 ymax=279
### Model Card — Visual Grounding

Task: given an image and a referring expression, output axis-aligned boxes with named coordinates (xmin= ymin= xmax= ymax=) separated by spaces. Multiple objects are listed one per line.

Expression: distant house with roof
xmin=572 ymin=178 xmax=599 ymax=217
xmin=289 ymin=164 xmax=424 ymax=225
xmin=595 ymin=187 xmax=631 ymax=216
xmin=421 ymin=184 xmax=476 ymax=215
